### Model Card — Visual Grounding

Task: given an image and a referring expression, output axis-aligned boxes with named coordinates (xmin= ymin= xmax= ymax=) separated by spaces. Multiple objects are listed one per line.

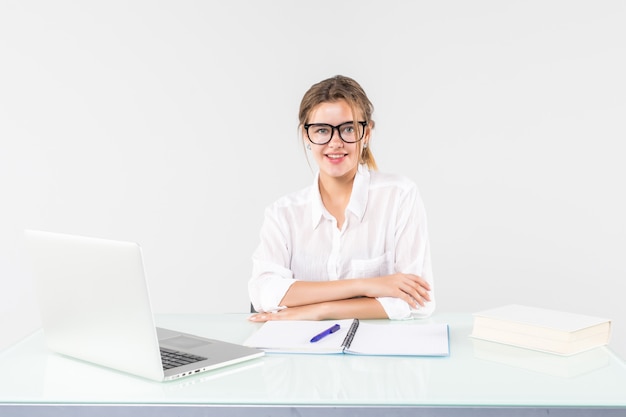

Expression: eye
xmin=340 ymin=123 xmax=355 ymax=134
xmin=309 ymin=123 xmax=332 ymax=136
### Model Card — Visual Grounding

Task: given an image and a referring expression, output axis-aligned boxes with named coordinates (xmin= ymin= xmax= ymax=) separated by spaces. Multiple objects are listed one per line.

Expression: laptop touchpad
xmin=162 ymin=335 xmax=210 ymax=350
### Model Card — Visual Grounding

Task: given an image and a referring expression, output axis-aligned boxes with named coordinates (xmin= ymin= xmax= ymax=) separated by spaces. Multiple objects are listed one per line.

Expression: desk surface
xmin=1 ymin=313 xmax=625 ymax=416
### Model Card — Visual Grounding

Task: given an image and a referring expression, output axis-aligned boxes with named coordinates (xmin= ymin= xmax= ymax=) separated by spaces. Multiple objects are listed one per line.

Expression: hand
xmin=361 ymin=273 xmax=431 ymax=309
xmin=248 ymin=304 xmax=325 ymax=322
xmin=249 ymin=298 xmax=388 ymax=322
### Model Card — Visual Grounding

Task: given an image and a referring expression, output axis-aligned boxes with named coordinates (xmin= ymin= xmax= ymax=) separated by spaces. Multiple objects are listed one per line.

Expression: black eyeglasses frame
xmin=303 ymin=121 xmax=368 ymax=145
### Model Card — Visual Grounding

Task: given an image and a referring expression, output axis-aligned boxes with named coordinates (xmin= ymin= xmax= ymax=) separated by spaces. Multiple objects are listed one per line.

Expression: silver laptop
xmin=23 ymin=229 xmax=264 ymax=382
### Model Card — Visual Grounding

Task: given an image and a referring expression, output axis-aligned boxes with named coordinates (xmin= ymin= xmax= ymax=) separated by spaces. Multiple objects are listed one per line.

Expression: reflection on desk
xmin=1 ymin=313 xmax=625 ymax=416
xmin=471 ymin=338 xmax=611 ymax=378
xmin=254 ymin=354 xmax=431 ymax=401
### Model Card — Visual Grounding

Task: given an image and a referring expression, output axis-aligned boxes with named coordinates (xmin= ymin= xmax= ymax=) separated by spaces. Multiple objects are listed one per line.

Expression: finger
xmin=248 ymin=313 xmax=269 ymax=322
xmin=401 ymin=282 xmax=430 ymax=306
xmin=406 ymin=274 xmax=431 ymax=291
xmin=265 ymin=312 xmax=290 ymax=321
xmin=401 ymin=276 xmax=431 ymax=301
xmin=415 ymin=284 xmax=431 ymax=302
xmin=399 ymin=279 xmax=428 ymax=303
xmin=397 ymin=286 xmax=420 ymax=308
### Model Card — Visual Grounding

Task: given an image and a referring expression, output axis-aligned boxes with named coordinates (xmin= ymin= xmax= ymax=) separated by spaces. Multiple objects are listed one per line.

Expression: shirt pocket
xmin=349 ymin=252 xmax=393 ymax=279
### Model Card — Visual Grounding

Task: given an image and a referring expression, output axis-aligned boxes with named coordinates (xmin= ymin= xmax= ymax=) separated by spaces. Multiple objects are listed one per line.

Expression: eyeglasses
xmin=304 ymin=121 xmax=367 ymax=145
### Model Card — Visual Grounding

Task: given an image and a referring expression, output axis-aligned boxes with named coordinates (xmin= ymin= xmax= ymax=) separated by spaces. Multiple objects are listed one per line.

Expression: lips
xmin=325 ymin=153 xmax=347 ymax=160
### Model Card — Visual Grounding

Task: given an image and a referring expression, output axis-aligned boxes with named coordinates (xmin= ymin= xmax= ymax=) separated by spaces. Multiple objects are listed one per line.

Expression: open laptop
xmin=23 ymin=229 xmax=264 ymax=382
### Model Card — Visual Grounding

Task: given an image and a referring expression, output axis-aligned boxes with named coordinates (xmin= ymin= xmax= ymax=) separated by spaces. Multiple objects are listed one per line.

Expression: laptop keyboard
xmin=160 ymin=347 xmax=207 ymax=370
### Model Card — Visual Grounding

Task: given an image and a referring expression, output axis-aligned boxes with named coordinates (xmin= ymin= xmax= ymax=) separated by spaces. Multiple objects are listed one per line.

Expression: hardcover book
xmin=471 ymin=304 xmax=611 ymax=356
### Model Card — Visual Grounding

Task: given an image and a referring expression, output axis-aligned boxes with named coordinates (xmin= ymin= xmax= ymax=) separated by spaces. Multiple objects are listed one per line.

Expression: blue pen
xmin=310 ymin=323 xmax=341 ymax=343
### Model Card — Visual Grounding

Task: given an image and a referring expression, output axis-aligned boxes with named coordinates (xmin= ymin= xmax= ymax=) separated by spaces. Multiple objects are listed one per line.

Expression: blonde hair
xmin=298 ymin=75 xmax=377 ymax=170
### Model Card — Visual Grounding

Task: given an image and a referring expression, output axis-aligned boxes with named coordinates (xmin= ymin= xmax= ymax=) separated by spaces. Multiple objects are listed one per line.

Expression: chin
xmin=321 ymin=164 xmax=358 ymax=180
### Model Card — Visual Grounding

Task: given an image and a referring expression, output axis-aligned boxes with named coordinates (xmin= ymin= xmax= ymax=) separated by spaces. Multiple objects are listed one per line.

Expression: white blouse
xmin=248 ymin=164 xmax=435 ymax=319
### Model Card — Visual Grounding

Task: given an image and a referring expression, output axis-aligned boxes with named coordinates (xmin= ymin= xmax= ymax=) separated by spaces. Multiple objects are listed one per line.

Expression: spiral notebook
xmin=244 ymin=319 xmax=450 ymax=356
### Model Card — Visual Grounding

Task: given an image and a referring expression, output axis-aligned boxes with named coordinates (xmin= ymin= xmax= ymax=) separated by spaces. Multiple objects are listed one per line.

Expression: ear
xmin=300 ymin=124 xmax=309 ymax=144
xmin=363 ymin=121 xmax=373 ymax=143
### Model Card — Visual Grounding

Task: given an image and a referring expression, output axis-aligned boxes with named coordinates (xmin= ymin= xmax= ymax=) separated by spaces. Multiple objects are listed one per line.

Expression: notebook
xmin=23 ymin=229 xmax=264 ymax=382
xmin=244 ymin=319 xmax=450 ymax=356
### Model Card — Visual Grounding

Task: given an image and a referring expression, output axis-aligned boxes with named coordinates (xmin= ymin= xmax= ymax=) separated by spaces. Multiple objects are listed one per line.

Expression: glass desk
xmin=1 ymin=313 xmax=625 ymax=416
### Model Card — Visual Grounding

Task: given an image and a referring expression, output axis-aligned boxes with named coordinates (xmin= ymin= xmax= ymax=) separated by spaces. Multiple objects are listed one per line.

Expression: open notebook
xmin=244 ymin=319 xmax=450 ymax=356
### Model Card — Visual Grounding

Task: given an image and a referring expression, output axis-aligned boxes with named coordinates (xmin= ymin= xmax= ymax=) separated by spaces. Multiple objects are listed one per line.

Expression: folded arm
xmin=249 ymin=297 xmax=386 ymax=322
xmin=280 ymin=273 xmax=430 ymax=308
xmin=249 ymin=273 xmax=431 ymax=322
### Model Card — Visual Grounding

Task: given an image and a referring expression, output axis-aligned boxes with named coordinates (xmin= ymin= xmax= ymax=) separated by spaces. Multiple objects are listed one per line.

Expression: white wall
xmin=2 ymin=1 xmax=625 ymax=357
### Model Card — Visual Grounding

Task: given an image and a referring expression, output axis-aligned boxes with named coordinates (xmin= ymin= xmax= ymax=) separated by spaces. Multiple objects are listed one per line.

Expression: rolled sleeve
xmin=377 ymin=297 xmax=412 ymax=319
xmin=388 ymin=180 xmax=435 ymax=320
xmin=249 ymin=260 xmax=296 ymax=313
xmin=249 ymin=202 xmax=297 ymax=313
xmin=377 ymin=297 xmax=436 ymax=320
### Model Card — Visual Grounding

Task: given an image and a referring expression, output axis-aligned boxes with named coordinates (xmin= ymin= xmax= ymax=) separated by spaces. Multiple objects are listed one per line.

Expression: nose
xmin=327 ymin=126 xmax=344 ymax=147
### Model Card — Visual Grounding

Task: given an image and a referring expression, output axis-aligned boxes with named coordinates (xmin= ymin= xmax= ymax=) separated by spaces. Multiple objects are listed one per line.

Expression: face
xmin=304 ymin=100 xmax=368 ymax=182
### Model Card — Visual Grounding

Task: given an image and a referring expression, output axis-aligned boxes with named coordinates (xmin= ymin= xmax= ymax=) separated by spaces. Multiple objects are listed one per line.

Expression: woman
xmin=248 ymin=75 xmax=434 ymax=322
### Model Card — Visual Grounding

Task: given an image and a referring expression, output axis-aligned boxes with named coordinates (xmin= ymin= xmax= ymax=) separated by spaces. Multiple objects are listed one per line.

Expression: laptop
xmin=23 ymin=229 xmax=264 ymax=382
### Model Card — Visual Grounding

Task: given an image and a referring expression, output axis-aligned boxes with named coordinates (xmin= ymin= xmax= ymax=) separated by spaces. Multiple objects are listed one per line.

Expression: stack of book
xmin=471 ymin=304 xmax=611 ymax=356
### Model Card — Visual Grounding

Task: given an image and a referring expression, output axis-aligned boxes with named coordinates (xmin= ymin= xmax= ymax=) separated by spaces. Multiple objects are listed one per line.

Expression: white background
xmin=1 ymin=1 xmax=625 ymax=357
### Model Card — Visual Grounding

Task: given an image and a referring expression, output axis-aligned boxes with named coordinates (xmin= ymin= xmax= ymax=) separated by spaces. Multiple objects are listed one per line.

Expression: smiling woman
xmin=247 ymin=75 xmax=435 ymax=323
xmin=305 ymin=101 xmax=368 ymax=190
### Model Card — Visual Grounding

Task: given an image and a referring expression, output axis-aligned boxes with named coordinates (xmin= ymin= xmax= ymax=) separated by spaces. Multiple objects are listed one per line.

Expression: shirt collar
xmin=311 ymin=164 xmax=370 ymax=229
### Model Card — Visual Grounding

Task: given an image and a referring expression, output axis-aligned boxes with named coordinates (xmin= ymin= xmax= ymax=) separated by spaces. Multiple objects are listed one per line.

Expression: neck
xmin=318 ymin=169 xmax=357 ymax=220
